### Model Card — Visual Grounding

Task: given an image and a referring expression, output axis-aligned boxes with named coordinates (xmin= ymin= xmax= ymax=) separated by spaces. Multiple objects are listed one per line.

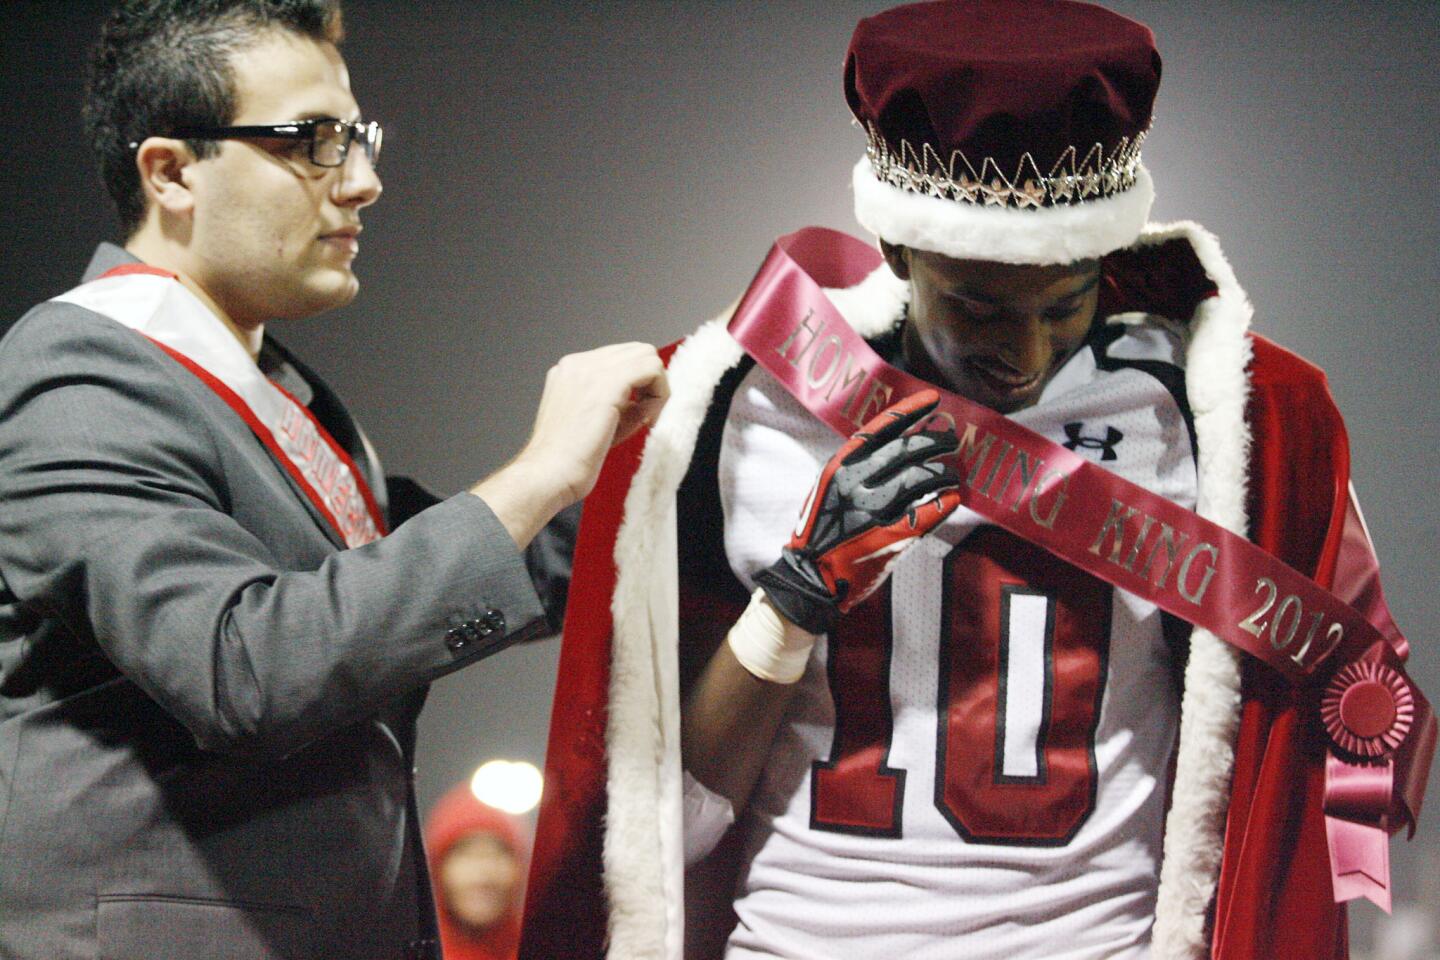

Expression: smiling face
xmin=182 ymin=29 xmax=381 ymax=329
xmin=439 ymin=832 xmax=522 ymax=933
xmin=884 ymin=242 xmax=1100 ymax=414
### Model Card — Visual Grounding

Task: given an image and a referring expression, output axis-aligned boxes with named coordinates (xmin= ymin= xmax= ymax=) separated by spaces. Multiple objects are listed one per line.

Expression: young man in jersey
xmin=0 ymin=2 xmax=664 ymax=957
xmin=518 ymin=2 xmax=1432 ymax=959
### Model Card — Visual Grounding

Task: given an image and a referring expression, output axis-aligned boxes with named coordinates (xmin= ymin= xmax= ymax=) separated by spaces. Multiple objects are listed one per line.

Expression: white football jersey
xmin=716 ymin=316 xmax=1196 ymax=960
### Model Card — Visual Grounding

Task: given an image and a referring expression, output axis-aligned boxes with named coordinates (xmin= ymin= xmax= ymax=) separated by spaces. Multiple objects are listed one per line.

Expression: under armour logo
xmin=1062 ymin=422 xmax=1124 ymax=461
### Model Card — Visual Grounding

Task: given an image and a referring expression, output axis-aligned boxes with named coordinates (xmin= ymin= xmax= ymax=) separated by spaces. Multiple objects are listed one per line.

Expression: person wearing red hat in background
xmin=427 ymin=783 xmax=530 ymax=960
xmin=518 ymin=2 xmax=1433 ymax=959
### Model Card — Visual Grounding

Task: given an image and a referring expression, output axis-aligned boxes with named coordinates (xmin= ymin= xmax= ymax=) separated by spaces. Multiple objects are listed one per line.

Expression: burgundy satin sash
xmin=725 ymin=227 xmax=1434 ymax=910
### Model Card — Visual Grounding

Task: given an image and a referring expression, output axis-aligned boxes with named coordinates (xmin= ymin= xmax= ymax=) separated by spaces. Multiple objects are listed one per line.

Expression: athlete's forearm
xmin=681 ymin=641 xmax=801 ymax=815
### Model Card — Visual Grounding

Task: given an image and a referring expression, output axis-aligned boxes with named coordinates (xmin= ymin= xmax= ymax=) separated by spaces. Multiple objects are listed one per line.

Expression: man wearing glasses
xmin=0 ymin=3 xmax=665 ymax=959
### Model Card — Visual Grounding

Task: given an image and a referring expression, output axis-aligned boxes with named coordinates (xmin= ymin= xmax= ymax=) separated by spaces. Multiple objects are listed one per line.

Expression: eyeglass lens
xmin=311 ymin=121 xmax=382 ymax=168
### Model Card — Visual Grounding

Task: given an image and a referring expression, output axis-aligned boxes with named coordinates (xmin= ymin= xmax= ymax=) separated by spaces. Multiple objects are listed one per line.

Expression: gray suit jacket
xmin=0 ymin=245 xmax=549 ymax=959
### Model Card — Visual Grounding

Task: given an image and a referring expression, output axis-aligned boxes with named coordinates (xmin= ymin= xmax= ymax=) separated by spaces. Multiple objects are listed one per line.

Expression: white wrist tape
xmin=727 ymin=588 xmax=818 ymax=684
xmin=682 ymin=769 xmax=735 ymax=866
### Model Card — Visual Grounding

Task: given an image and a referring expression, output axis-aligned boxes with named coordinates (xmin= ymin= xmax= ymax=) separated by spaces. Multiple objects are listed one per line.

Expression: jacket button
xmin=444 ymin=626 xmax=470 ymax=652
xmin=482 ymin=608 xmax=506 ymax=634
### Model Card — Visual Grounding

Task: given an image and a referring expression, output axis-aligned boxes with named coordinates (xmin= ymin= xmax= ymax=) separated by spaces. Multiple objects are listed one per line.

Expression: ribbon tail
xmin=1324 ymin=754 xmax=1394 ymax=912
xmin=1326 ymin=814 xmax=1391 ymax=912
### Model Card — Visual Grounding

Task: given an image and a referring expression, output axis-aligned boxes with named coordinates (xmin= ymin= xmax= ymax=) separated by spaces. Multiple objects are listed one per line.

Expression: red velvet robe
xmin=518 ymin=232 xmax=1425 ymax=960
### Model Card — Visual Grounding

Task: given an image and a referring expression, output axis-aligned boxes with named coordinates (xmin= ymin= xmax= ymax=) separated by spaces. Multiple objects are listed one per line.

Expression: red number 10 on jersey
xmin=810 ymin=528 xmax=1112 ymax=846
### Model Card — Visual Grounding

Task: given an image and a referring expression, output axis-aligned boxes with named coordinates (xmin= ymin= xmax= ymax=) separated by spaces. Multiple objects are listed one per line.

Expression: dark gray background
xmin=3 ymin=1 xmax=1436 ymax=950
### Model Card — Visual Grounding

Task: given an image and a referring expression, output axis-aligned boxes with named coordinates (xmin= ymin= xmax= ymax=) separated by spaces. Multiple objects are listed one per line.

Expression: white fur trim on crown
xmin=852 ymin=158 xmax=1155 ymax=265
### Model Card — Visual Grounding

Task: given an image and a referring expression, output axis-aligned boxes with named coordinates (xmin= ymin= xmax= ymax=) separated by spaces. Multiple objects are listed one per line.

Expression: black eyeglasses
xmin=133 ymin=118 xmax=383 ymax=169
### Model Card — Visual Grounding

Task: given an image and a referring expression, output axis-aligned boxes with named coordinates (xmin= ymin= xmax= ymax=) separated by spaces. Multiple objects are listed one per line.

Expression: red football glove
xmin=753 ymin=390 xmax=962 ymax=634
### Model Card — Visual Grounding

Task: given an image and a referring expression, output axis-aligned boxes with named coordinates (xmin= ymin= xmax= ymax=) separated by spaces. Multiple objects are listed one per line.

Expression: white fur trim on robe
xmin=1147 ymin=221 xmax=1254 ymax=960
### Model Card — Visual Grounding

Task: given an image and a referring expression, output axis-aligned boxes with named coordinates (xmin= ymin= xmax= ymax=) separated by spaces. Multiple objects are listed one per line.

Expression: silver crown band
xmin=862 ymin=121 xmax=1147 ymax=210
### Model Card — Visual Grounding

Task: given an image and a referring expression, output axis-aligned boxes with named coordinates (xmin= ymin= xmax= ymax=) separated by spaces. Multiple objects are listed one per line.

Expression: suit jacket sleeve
xmin=0 ymin=303 xmax=548 ymax=756
xmin=524 ymin=500 xmax=582 ymax=636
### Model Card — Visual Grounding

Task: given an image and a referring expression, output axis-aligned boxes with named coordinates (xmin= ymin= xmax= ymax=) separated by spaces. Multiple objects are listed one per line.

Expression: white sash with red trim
xmin=52 ymin=265 xmax=386 ymax=548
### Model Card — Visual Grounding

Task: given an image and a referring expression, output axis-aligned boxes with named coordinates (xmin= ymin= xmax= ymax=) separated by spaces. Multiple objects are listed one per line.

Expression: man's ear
xmin=879 ymin=239 xmax=911 ymax=281
xmin=134 ymin=137 xmax=199 ymax=218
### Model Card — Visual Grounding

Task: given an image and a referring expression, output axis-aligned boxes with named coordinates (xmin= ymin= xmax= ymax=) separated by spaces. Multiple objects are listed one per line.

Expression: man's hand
xmin=472 ymin=343 xmax=667 ymax=548
xmin=753 ymin=390 xmax=961 ymax=634
xmin=516 ymin=342 xmax=668 ymax=503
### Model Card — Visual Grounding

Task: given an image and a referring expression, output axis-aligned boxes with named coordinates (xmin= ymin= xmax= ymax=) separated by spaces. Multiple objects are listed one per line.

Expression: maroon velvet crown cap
xmin=844 ymin=0 xmax=1163 ymax=265
xmin=845 ymin=0 xmax=1159 ymax=178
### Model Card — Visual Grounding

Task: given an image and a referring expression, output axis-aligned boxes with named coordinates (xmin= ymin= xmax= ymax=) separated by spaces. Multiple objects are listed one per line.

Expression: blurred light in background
xmin=469 ymin=759 xmax=544 ymax=815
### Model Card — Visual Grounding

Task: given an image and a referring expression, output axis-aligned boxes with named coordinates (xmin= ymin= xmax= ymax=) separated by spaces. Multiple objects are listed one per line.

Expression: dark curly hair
xmin=83 ymin=0 xmax=344 ymax=237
